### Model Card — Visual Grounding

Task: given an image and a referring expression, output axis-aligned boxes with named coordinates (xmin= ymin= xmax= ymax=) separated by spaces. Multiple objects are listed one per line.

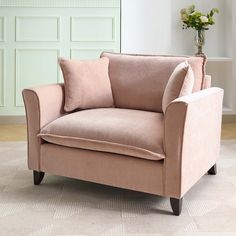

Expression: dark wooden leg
xmin=208 ymin=164 xmax=217 ymax=175
xmin=170 ymin=198 xmax=183 ymax=216
xmin=33 ymin=171 xmax=45 ymax=185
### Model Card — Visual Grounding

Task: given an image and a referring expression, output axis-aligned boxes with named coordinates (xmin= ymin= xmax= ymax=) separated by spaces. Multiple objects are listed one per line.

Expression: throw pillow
xmin=59 ymin=57 xmax=114 ymax=112
xmin=162 ymin=61 xmax=194 ymax=113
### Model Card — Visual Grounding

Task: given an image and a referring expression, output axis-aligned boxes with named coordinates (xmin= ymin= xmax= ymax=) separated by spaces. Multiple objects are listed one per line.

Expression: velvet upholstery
xmin=22 ymin=84 xmax=65 ymax=171
xmin=59 ymin=57 xmax=114 ymax=112
xmin=162 ymin=61 xmax=194 ymax=113
xmin=101 ymin=52 xmax=206 ymax=112
xmin=39 ymin=108 xmax=165 ymax=161
xmin=164 ymin=87 xmax=223 ymax=198
xmin=41 ymin=143 xmax=164 ymax=195
xmin=23 ymin=53 xmax=223 ymax=207
xmin=203 ymin=75 xmax=212 ymax=89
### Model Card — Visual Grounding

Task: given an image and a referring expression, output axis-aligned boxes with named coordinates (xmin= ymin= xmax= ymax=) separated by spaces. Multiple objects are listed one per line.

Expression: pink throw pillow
xmin=162 ymin=61 xmax=194 ymax=113
xmin=59 ymin=57 xmax=114 ymax=112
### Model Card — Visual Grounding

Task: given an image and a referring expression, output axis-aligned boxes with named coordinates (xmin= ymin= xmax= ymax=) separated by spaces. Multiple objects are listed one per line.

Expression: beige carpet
xmin=0 ymin=141 xmax=235 ymax=236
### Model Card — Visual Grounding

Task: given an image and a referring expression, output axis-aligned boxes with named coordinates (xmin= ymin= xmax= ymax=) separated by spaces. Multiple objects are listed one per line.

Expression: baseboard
xmin=0 ymin=115 xmax=235 ymax=125
xmin=0 ymin=116 xmax=26 ymax=125
xmin=222 ymin=115 xmax=236 ymax=124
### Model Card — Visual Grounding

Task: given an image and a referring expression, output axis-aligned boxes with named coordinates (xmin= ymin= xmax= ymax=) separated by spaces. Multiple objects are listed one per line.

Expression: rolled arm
xmin=22 ymin=83 xmax=65 ymax=171
xmin=164 ymin=87 xmax=224 ymax=198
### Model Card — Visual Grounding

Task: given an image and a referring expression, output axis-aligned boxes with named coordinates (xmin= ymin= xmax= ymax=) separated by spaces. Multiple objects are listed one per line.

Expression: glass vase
xmin=194 ymin=29 xmax=205 ymax=56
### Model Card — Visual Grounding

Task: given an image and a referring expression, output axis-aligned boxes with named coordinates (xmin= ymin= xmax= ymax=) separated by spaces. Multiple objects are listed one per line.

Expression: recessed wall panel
xmin=15 ymin=49 xmax=59 ymax=106
xmin=71 ymin=17 xmax=114 ymax=42
xmin=0 ymin=49 xmax=4 ymax=106
xmin=0 ymin=17 xmax=5 ymax=41
xmin=16 ymin=16 xmax=60 ymax=42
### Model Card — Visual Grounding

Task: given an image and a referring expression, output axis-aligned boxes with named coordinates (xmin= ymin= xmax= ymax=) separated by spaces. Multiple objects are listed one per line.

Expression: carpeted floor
xmin=0 ymin=141 xmax=235 ymax=236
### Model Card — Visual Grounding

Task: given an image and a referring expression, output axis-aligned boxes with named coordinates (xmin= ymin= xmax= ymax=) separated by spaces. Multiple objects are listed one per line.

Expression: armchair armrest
xmin=164 ymin=87 xmax=224 ymax=198
xmin=22 ymin=83 xmax=65 ymax=171
xmin=203 ymin=75 xmax=211 ymax=89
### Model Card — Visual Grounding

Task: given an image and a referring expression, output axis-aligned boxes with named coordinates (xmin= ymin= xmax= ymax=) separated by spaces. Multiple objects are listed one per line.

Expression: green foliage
xmin=180 ymin=5 xmax=219 ymax=30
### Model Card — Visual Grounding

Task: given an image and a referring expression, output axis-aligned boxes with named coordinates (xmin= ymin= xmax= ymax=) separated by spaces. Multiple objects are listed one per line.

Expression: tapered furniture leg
xmin=170 ymin=198 xmax=183 ymax=216
xmin=33 ymin=171 xmax=45 ymax=185
xmin=208 ymin=164 xmax=217 ymax=175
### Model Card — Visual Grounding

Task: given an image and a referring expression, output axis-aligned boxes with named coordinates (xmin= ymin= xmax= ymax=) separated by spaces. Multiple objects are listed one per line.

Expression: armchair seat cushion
xmin=39 ymin=108 xmax=165 ymax=161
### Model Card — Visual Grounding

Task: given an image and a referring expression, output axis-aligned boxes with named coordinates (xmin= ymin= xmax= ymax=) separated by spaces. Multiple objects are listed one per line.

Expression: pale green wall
xmin=0 ymin=0 xmax=120 ymax=115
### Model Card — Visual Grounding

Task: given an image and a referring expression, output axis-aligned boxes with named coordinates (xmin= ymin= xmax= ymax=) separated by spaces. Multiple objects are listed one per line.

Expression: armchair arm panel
xmin=22 ymin=84 xmax=65 ymax=170
xmin=203 ymin=75 xmax=211 ymax=89
xmin=164 ymin=87 xmax=224 ymax=198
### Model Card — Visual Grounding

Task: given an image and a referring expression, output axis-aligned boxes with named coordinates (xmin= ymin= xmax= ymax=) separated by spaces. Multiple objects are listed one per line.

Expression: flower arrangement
xmin=180 ymin=5 xmax=219 ymax=30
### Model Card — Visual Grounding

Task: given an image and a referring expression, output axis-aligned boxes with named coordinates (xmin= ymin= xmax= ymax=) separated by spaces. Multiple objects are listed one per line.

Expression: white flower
xmin=186 ymin=5 xmax=195 ymax=14
xmin=180 ymin=8 xmax=187 ymax=15
xmin=200 ymin=16 xmax=208 ymax=23
xmin=181 ymin=14 xmax=188 ymax=21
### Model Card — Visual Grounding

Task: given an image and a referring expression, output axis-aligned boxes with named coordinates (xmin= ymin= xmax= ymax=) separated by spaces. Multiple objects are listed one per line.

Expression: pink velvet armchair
xmin=22 ymin=52 xmax=223 ymax=215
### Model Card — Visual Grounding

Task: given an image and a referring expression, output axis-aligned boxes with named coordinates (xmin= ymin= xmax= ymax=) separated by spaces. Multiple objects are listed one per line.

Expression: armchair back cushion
xmin=101 ymin=52 xmax=206 ymax=112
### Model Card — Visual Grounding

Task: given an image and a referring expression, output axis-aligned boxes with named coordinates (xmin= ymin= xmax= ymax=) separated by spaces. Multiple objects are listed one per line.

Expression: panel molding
xmin=0 ymin=17 xmax=5 ymax=42
xmin=71 ymin=16 xmax=115 ymax=42
xmin=0 ymin=0 xmax=120 ymax=8
xmin=15 ymin=48 xmax=60 ymax=107
xmin=0 ymin=3 xmax=120 ymax=116
xmin=15 ymin=16 xmax=60 ymax=42
xmin=0 ymin=49 xmax=5 ymax=107
xmin=70 ymin=48 xmax=114 ymax=59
